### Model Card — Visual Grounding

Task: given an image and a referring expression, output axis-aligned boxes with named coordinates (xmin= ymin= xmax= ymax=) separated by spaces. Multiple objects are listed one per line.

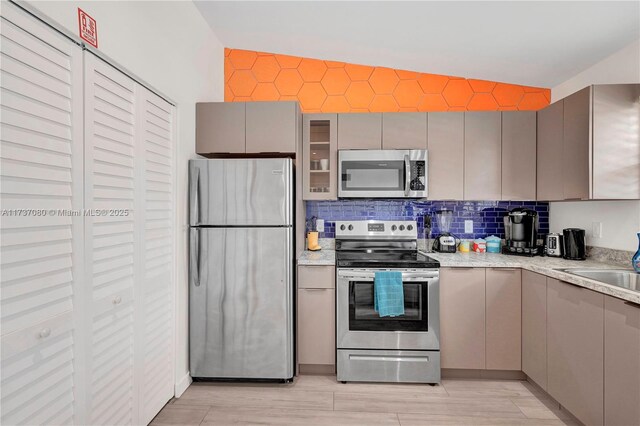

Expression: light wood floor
xmin=151 ymin=375 xmax=580 ymax=425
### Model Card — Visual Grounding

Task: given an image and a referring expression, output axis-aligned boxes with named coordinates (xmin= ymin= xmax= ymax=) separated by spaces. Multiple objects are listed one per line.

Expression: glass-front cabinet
xmin=303 ymin=113 xmax=337 ymax=199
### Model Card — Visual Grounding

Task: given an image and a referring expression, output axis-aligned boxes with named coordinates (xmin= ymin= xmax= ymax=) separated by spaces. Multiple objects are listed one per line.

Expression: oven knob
xmin=399 ymin=225 xmax=405 ymax=231
xmin=340 ymin=224 xmax=346 ymax=231
xmin=407 ymin=224 xmax=413 ymax=231
xmin=391 ymin=225 xmax=397 ymax=231
xmin=348 ymin=224 xmax=354 ymax=231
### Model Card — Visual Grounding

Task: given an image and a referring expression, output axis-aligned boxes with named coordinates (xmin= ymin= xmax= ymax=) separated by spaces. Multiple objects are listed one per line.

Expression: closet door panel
xmin=84 ymin=53 xmax=137 ymax=426
xmin=138 ymin=88 xmax=175 ymax=425
xmin=0 ymin=5 xmax=83 ymax=425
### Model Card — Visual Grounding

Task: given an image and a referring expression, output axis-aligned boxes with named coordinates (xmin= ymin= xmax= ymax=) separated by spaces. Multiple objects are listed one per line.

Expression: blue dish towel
xmin=374 ymin=271 xmax=405 ymax=317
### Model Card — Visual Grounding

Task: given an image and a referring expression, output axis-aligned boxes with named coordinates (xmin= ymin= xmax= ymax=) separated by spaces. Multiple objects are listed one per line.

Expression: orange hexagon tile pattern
xmin=224 ymin=48 xmax=550 ymax=112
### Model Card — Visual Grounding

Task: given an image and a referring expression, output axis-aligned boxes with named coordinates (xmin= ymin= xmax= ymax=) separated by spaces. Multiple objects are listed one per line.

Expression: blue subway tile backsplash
xmin=306 ymin=200 xmax=549 ymax=239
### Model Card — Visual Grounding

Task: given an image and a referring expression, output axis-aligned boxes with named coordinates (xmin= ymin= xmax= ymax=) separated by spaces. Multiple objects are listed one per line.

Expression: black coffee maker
xmin=503 ymin=208 xmax=540 ymax=256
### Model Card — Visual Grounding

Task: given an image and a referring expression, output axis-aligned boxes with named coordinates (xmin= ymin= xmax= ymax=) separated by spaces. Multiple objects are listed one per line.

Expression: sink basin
xmin=556 ymin=268 xmax=639 ymax=292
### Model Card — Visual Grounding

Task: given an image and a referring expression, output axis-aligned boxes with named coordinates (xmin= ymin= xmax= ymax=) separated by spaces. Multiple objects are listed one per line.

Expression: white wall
xmin=552 ymin=38 xmax=640 ymax=101
xmin=23 ymin=0 xmax=224 ymax=396
xmin=550 ymin=201 xmax=640 ymax=252
xmin=549 ymin=38 xmax=640 ymax=252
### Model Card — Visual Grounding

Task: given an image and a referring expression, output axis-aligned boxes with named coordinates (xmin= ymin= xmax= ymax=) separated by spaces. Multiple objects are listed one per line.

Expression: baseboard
xmin=442 ymin=368 xmax=526 ymax=380
xmin=299 ymin=364 xmax=336 ymax=375
xmin=174 ymin=373 xmax=192 ymax=397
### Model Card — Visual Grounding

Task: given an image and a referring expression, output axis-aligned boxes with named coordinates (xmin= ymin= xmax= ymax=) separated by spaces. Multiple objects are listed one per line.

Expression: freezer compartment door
xmin=189 ymin=158 xmax=292 ymax=226
xmin=190 ymin=227 xmax=294 ymax=379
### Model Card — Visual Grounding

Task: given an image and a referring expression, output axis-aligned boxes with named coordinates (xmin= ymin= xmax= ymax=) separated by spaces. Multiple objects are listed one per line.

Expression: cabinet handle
xmin=39 ymin=328 xmax=51 ymax=339
xmin=112 ymin=295 xmax=122 ymax=305
xmin=302 ymin=288 xmax=329 ymax=291
xmin=624 ymin=301 xmax=640 ymax=309
xmin=491 ymin=268 xmax=519 ymax=271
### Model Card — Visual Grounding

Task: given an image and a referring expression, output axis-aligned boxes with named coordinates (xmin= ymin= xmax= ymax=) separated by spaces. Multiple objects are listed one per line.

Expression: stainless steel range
xmin=335 ymin=220 xmax=441 ymax=384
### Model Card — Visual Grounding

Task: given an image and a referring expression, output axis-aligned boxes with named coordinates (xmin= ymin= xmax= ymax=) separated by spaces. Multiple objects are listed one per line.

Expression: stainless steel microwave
xmin=338 ymin=150 xmax=428 ymax=198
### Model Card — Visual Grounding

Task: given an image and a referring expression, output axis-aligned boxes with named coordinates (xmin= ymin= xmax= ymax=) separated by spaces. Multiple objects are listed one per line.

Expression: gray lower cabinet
xmin=485 ymin=268 xmax=521 ymax=371
xmin=604 ymin=296 xmax=640 ymax=426
xmin=547 ymin=278 xmax=604 ymax=426
xmin=537 ymin=100 xmax=564 ymax=201
xmin=196 ymin=102 xmax=246 ymax=154
xmin=246 ymin=101 xmax=299 ymax=153
xmin=521 ymin=270 xmax=548 ymax=390
xmin=562 ymin=87 xmax=590 ymax=200
xmin=338 ymin=113 xmax=382 ymax=149
xmin=382 ymin=112 xmax=427 ymax=150
xmin=464 ymin=112 xmax=502 ymax=200
xmin=297 ymin=266 xmax=335 ymax=369
xmin=440 ymin=268 xmax=486 ymax=369
xmin=501 ymin=111 xmax=536 ymax=200
xmin=427 ymin=112 xmax=464 ymax=200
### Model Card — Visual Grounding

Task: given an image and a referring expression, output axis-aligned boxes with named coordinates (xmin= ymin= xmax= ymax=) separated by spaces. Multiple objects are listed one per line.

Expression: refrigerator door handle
xmin=191 ymin=229 xmax=200 ymax=287
xmin=189 ymin=164 xmax=200 ymax=226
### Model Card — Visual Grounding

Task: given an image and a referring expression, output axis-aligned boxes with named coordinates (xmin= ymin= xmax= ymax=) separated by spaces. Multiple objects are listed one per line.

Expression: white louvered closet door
xmin=0 ymin=3 xmax=83 ymax=426
xmin=84 ymin=53 xmax=138 ymax=426
xmin=137 ymin=88 xmax=175 ymax=425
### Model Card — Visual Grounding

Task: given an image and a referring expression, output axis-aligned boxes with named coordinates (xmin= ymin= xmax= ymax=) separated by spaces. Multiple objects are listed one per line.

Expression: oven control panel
xmin=336 ymin=220 xmax=417 ymax=239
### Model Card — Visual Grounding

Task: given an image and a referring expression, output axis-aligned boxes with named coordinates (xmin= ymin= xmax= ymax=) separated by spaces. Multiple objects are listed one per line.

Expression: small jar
xmin=473 ymin=238 xmax=486 ymax=253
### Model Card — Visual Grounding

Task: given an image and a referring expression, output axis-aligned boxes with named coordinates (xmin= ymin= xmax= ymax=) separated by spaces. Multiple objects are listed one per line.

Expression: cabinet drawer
xmin=298 ymin=265 xmax=335 ymax=289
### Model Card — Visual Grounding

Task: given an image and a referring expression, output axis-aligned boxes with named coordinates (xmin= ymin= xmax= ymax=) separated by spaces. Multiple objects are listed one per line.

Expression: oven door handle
xmin=338 ymin=271 xmax=439 ymax=280
xmin=404 ymin=154 xmax=411 ymax=196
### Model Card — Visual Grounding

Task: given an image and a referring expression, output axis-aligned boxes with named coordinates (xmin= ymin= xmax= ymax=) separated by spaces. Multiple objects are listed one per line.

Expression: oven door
xmin=338 ymin=150 xmax=427 ymax=198
xmin=337 ymin=268 xmax=440 ymax=351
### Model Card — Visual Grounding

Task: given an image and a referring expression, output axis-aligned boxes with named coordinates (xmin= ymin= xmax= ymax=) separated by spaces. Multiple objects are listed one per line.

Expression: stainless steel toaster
xmin=545 ymin=233 xmax=564 ymax=257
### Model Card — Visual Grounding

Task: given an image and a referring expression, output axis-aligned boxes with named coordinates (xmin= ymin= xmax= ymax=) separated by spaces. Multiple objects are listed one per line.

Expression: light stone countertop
xmin=425 ymin=251 xmax=640 ymax=304
xmin=297 ymin=249 xmax=639 ymax=304
xmin=297 ymin=249 xmax=336 ymax=266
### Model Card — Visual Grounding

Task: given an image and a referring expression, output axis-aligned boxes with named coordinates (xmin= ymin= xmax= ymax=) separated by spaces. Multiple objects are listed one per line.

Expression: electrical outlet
xmin=592 ymin=221 xmax=602 ymax=238
xmin=316 ymin=219 xmax=324 ymax=233
xmin=464 ymin=220 xmax=473 ymax=234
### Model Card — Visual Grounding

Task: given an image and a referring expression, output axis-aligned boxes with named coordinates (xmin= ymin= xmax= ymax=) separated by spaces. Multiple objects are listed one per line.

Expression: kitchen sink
xmin=556 ymin=268 xmax=639 ymax=292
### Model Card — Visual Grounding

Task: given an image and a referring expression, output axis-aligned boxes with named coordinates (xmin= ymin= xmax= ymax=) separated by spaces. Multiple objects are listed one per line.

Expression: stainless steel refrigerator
xmin=189 ymin=158 xmax=294 ymax=381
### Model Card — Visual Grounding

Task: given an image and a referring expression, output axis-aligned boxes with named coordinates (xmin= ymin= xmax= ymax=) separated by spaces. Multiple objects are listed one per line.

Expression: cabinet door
xmin=501 ymin=112 xmax=536 ymax=200
xmin=536 ymin=101 xmax=564 ymax=201
xmin=485 ymin=268 xmax=521 ymax=370
xmin=604 ymin=296 xmax=640 ymax=426
xmin=0 ymin=8 xmax=83 ymax=423
xmin=464 ymin=112 xmax=502 ymax=200
xmin=246 ymin=101 xmax=299 ymax=153
xmin=547 ymin=278 xmax=604 ymax=426
xmin=440 ymin=268 xmax=486 ymax=369
xmin=297 ymin=288 xmax=335 ymax=365
xmin=303 ymin=114 xmax=337 ymax=200
xmin=562 ymin=87 xmax=590 ymax=200
xmin=382 ymin=112 xmax=427 ymax=150
xmin=521 ymin=271 xmax=548 ymax=390
xmin=592 ymin=84 xmax=640 ymax=199
xmin=338 ymin=113 xmax=382 ymax=149
xmin=427 ymin=112 xmax=464 ymax=200
xmin=196 ymin=102 xmax=245 ymax=154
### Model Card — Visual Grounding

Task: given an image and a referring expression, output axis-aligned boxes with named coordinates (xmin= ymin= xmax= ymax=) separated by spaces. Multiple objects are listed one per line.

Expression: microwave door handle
xmin=404 ymin=154 xmax=410 ymax=196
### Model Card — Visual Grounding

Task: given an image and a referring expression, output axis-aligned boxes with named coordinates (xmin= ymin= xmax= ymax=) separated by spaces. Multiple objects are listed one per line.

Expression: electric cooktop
xmin=336 ymin=251 xmax=440 ymax=269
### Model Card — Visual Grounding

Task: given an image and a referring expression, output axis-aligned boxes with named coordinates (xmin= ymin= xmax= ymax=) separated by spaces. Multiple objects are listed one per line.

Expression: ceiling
xmin=194 ymin=1 xmax=640 ymax=88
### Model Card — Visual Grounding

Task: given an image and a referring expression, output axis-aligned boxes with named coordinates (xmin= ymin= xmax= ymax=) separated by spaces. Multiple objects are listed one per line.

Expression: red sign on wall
xmin=78 ymin=8 xmax=98 ymax=48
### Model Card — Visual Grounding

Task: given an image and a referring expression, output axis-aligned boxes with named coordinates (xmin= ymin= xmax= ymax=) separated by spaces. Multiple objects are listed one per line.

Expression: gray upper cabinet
xmin=464 ymin=112 xmax=502 ymax=200
xmin=537 ymin=84 xmax=639 ymax=201
xmin=196 ymin=102 xmax=246 ymax=154
xmin=427 ymin=112 xmax=464 ymax=200
xmin=537 ymin=100 xmax=564 ymax=201
xmin=246 ymin=101 xmax=299 ymax=153
xmin=562 ymin=87 xmax=590 ymax=200
xmin=382 ymin=112 xmax=427 ymax=150
xmin=502 ymin=111 xmax=536 ymax=200
xmin=338 ymin=113 xmax=382 ymax=149
xmin=592 ymin=84 xmax=640 ymax=199
xmin=547 ymin=278 xmax=604 ymax=426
